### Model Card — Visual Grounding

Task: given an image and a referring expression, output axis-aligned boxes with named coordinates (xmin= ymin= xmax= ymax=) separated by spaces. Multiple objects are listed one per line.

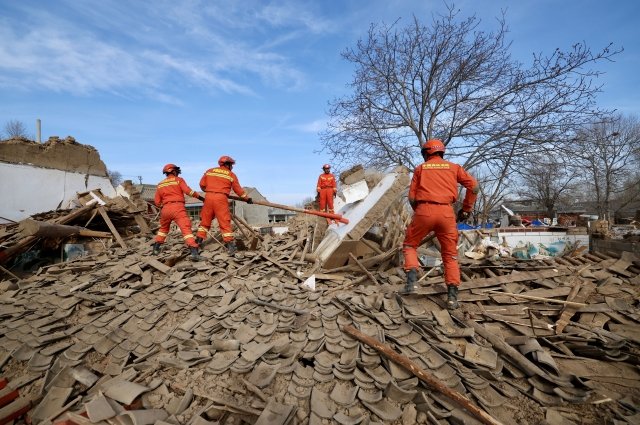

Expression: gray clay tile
xmin=330 ymin=381 xmax=358 ymax=406
xmin=207 ymin=350 xmax=240 ymax=373
xmin=361 ymin=398 xmax=402 ymax=422
xmin=310 ymin=387 xmax=336 ymax=419
xmin=287 ymin=381 xmax=312 ymax=399
xmin=357 ymin=388 xmax=383 ymax=403
xmin=313 ymin=370 xmax=335 ymax=383
xmin=384 ymin=380 xmax=417 ymax=403
xmin=333 ymin=411 xmax=367 ymax=425
xmin=364 ymin=365 xmax=392 ymax=386
xmin=247 ymin=361 xmax=279 ymax=388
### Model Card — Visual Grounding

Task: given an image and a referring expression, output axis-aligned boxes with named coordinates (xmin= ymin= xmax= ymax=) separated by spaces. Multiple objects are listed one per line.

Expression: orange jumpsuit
xmin=316 ymin=172 xmax=337 ymax=213
xmin=154 ymin=176 xmax=199 ymax=248
xmin=403 ymin=156 xmax=478 ymax=286
xmin=197 ymin=166 xmax=248 ymax=242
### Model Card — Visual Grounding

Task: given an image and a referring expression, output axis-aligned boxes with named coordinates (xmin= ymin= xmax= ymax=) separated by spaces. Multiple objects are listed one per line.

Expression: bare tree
xmin=3 ymin=120 xmax=29 ymax=139
xmin=573 ymin=114 xmax=640 ymax=220
xmin=512 ymin=153 xmax=579 ymax=219
xmin=108 ymin=170 xmax=123 ymax=187
xmin=320 ymin=7 xmax=620 ymax=205
xmin=471 ymin=167 xmax=513 ymax=225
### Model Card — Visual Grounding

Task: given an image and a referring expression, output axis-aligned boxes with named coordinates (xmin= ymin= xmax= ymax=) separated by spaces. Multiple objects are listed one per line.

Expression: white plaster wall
xmin=496 ymin=231 xmax=589 ymax=254
xmin=0 ymin=162 xmax=116 ymax=223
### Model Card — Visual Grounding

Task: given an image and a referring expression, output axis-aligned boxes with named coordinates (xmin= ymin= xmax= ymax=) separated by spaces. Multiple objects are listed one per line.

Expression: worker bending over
xmin=402 ymin=140 xmax=479 ymax=309
xmin=316 ymin=164 xmax=337 ymax=214
xmin=153 ymin=164 xmax=204 ymax=261
xmin=196 ymin=156 xmax=252 ymax=255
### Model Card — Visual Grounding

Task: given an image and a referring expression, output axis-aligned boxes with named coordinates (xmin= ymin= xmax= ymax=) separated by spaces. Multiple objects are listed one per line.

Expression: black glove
xmin=409 ymin=199 xmax=417 ymax=211
xmin=333 ymin=192 xmax=337 ymax=198
xmin=197 ymin=194 xmax=205 ymax=201
xmin=457 ymin=209 xmax=470 ymax=222
xmin=315 ymin=193 xmax=320 ymax=201
xmin=246 ymin=197 xmax=253 ymax=204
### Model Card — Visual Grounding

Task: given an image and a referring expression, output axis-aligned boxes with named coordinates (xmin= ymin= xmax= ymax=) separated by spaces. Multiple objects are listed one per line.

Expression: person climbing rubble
xmin=196 ymin=155 xmax=252 ymax=255
xmin=152 ymin=164 xmax=204 ymax=261
xmin=401 ymin=139 xmax=479 ymax=309
xmin=316 ymin=164 xmax=337 ymax=215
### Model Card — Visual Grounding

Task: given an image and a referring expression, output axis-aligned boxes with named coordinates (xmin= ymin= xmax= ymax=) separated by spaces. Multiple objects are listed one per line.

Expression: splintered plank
xmin=555 ymin=278 xmax=596 ymax=334
xmin=415 ymin=268 xmax=572 ymax=295
xmin=261 ymin=253 xmax=300 ymax=280
xmin=607 ymin=252 xmax=638 ymax=278
xmin=144 ymin=258 xmax=171 ymax=274
xmin=97 ymin=207 xmax=127 ymax=249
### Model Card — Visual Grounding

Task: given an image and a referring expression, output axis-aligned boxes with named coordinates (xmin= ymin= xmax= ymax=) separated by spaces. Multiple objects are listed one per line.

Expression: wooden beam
xmin=1 ymin=204 xmax=97 ymax=264
xmin=97 ymin=207 xmax=127 ymax=249
xmin=343 ymin=325 xmax=504 ymax=425
xmin=414 ymin=268 xmax=572 ymax=295
xmin=261 ymin=253 xmax=300 ymax=280
xmin=486 ymin=290 xmax=587 ymax=307
xmin=0 ymin=265 xmax=19 ymax=281
xmin=348 ymin=253 xmax=380 ymax=286
xmin=18 ymin=219 xmax=111 ymax=239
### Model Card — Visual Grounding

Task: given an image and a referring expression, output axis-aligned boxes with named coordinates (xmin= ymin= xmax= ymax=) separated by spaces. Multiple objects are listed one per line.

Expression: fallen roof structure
xmin=0 ymin=170 xmax=639 ymax=425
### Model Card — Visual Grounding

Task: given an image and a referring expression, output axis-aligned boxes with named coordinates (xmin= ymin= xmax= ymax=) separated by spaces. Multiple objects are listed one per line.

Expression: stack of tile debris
xmin=0 ymin=217 xmax=639 ymax=425
xmin=0 ymin=192 xmax=153 ymax=270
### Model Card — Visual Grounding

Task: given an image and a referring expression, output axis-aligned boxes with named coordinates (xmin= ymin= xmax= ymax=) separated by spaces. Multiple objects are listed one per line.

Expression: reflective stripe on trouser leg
xmin=402 ymin=211 xmax=431 ymax=271
xmin=196 ymin=197 xmax=215 ymax=239
xmin=155 ymin=207 xmax=173 ymax=243
xmin=172 ymin=207 xmax=198 ymax=248
xmin=197 ymin=193 xmax=233 ymax=242
xmin=437 ymin=230 xmax=460 ymax=286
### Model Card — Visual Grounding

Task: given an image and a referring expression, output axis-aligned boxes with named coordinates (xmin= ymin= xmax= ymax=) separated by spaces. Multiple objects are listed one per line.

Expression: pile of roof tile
xmin=0 ymin=218 xmax=639 ymax=425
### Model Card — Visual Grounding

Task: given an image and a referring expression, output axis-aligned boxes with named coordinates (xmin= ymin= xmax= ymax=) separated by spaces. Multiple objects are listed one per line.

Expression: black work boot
xmin=189 ymin=247 xmax=203 ymax=262
xmin=195 ymin=236 xmax=203 ymax=248
xmin=152 ymin=242 xmax=161 ymax=255
xmin=447 ymin=285 xmax=459 ymax=310
xmin=225 ymin=241 xmax=237 ymax=255
xmin=400 ymin=269 xmax=417 ymax=294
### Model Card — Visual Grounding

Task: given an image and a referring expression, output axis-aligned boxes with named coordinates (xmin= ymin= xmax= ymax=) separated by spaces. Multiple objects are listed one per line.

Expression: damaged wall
xmin=0 ymin=137 xmax=115 ymax=223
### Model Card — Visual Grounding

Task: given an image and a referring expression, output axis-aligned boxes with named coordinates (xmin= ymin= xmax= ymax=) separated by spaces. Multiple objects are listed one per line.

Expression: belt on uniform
xmin=416 ymin=201 xmax=450 ymax=205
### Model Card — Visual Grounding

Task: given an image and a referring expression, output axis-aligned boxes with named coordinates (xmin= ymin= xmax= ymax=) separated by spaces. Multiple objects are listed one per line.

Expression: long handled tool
xmin=228 ymin=195 xmax=349 ymax=224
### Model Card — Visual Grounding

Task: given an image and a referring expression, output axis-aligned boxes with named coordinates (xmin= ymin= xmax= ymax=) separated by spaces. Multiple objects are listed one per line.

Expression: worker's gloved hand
xmin=333 ymin=192 xmax=337 ymax=198
xmin=457 ymin=209 xmax=470 ymax=222
xmin=246 ymin=197 xmax=253 ymax=204
xmin=409 ymin=199 xmax=417 ymax=211
xmin=315 ymin=193 xmax=320 ymax=202
xmin=197 ymin=194 xmax=205 ymax=201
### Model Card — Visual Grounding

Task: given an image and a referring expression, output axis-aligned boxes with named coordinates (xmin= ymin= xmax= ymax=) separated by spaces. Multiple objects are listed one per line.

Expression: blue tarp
xmin=530 ymin=219 xmax=547 ymax=226
xmin=457 ymin=223 xmax=494 ymax=230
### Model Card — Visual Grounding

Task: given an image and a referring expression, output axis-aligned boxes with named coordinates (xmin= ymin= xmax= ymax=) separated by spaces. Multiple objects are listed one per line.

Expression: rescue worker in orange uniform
xmin=196 ymin=156 xmax=252 ymax=255
xmin=316 ymin=164 xmax=337 ymax=214
xmin=153 ymin=164 xmax=204 ymax=261
xmin=402 ymin=140 xmax=479 ymax=309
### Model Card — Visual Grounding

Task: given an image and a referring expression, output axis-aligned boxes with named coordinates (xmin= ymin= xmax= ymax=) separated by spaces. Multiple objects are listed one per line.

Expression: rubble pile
xmin=1 ymin=214 xmax=639 ymax=425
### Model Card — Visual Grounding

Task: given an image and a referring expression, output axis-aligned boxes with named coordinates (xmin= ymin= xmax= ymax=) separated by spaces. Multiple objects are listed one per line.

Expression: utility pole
xmin=137 ymin=176 xmax=143 ymax=184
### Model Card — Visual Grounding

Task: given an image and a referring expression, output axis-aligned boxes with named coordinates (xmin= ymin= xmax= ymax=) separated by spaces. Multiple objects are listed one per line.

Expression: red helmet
xmin=162 ymin=163 xmax=181 ymax=175
xmin=218 ymin=156 xmax=236 ymax=166
xmin=421 ymin=139 xmax=446 ymax=155
xmin=322 ymin=164 xmax=331 ymax=170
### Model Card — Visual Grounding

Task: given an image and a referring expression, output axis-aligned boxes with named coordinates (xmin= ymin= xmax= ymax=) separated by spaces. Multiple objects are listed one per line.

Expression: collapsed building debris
xmin=0 ymin=137 xmax=117 ymax=224
xmin=0 ymin=168 xmax=639 ymax=425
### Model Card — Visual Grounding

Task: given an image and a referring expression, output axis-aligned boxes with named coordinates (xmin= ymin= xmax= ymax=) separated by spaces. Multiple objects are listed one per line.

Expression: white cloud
xmin=0 ymin=0 xmax=333 ymax=99
xmin=288 ymin=119 xmax=327 ymax=133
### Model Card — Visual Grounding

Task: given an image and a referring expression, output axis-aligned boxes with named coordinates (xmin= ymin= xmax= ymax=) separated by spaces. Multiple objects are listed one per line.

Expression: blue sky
xmin=1 ymin=0 xmax=638 ymax=204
